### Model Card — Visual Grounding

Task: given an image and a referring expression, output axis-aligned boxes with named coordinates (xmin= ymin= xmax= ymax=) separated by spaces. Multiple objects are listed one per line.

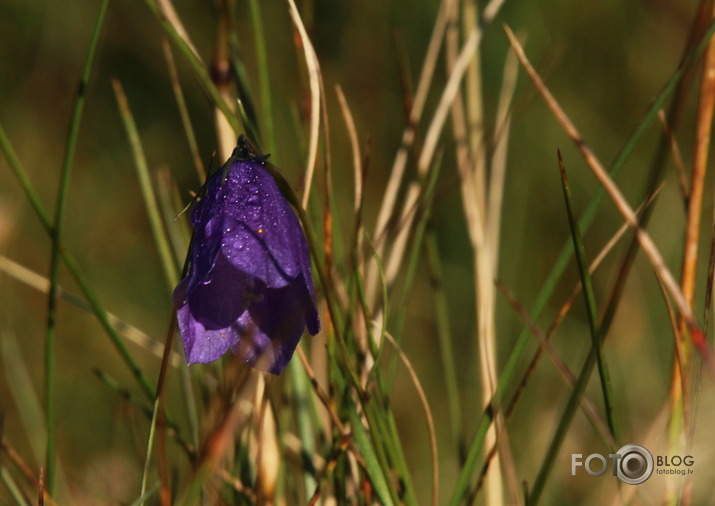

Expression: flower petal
xmin=233 ymin=280 xmax=314 ymax=374
xmin=175 ymin=254 xmax=250 ymax=363
xmin=214 ymin=157 xmax=306 ymax=288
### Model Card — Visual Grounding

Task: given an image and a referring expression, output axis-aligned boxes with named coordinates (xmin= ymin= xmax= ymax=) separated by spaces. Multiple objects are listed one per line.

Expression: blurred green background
xmin=1 ymin=0 xmax=713 ymax=504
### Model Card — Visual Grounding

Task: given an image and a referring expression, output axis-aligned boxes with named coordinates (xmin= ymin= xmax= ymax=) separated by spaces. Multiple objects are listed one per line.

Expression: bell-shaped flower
xmin=173 ymin=137 xmax=320 ymax=374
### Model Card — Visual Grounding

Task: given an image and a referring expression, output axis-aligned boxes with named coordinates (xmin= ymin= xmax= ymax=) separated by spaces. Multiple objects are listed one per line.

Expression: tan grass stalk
xmin=286 ymin=0 xmax=322 ymax=209
xmin=0 ymin=255 xmax=180 ymax=365
xmin=156 ymin=0 xmax=201 ymax=61
xmin=335 ymin=85 xmax=363 ymax=214
xmin=384 ymin=27 xmax=481 ymax=287
xmin=680 ymin=5 xmax=715 ymax=323
xmin=443 ymin=1 xmax=515 ymax=502
xmin=657 ymin=110 xmax=689 ymax=199
xmin=212 ymin=0 xmax=235 ymax=161
xmin=504 ymin=26 xmax=714 ymax=373
xmin=255 ymin=375 xmax=280 ymax=503
xmin=366 ymin=0 xmax=454 ymax=305
xmin=162 ymin=39 xmax=206 ymax=181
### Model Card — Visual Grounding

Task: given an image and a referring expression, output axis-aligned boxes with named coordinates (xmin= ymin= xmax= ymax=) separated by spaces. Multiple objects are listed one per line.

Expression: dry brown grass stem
xmin=384 ymin=27 xmax=480 ymax=289
xmin=681 ymin=1 xmax=715 ymax=317
xmin=286 ymin=0 xmax=322 ymax=210
xmin=497 ymin=280 xmax=615 ymax=447
xmin=657 ymin=110 xmax=689 ymax=200
xmin=366 ymin=0 xmax=454 ymax=304
xmin=504 ymin=25 xmax=713 ymax=371
xmin=443 ymin=2 xmax=515 ymax=502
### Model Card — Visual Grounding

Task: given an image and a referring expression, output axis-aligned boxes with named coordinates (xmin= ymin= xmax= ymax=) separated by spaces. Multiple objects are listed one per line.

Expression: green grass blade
xmin=130 ymin=481 xmax=160 ymax=506
xmin=348 ymin=404 xmax=396 ymax=506
xmin=0 ymin=125 xmax=155 ymax=402
xmin=528 ymin=344 xmax=599 ymax=504
xmin=558 ymin=151 xmax=618 ymax=442
xmin=425 ymin=231 xmax=464 ymax=456
xmin=288 ymin=359 xmax=318 ymax=500
xmin=139 ymin=397 xmax=161 ymax=505
xmin=1 ymin=331 xmax=47 ymax=465
xmin=0 ymin=466 xmax=30 ymax=506
xmin=43 ymin=0 xmax=110 ymax=493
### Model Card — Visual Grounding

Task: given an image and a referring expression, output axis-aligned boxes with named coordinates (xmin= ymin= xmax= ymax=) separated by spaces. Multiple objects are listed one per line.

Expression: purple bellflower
xmin=173 ymin=136 xmax=320 ymax=375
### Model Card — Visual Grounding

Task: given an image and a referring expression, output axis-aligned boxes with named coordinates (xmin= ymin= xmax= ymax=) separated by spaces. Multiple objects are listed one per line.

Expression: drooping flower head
xmin=173 ymin=136 xmax=320 ymax=374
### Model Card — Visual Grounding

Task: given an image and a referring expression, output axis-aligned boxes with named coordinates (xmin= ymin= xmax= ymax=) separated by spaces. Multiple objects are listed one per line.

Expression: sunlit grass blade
xmin=286 ymin=0 xmax=321 ymax=209
xmin=381 ymin=405 xmax=418 ymax=506
xmin=347 ymin=406 xmax=397 ymax=506
xmin=130 ymin=481 xmax=160 ymax=506
xmin=1 ymin=331 xmax=47 ymax=469
xmin=557 ymin=150 xmax=618 ymax=443
xmin=139 ymin=396 xmax=162 ymax=506
xmin=112 ymin=78 xmax=180 ymax=289
xmin=288 ymin=360 xmax=318 ymax=500
xmin=370 ymin=0 xmax=453 ymax=287
xmin=156 ymin=168 xmax=192 ymax=268
xmin=1 ymin=467 xmax=30 ymax=506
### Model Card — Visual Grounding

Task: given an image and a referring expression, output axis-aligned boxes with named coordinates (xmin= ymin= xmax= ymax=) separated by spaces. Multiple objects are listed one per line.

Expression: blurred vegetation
xmin=1 ymin=0 xmax=715 ymax=504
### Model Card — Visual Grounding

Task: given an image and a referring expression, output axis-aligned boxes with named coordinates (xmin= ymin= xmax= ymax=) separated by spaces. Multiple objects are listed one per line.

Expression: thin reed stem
xmin=44 ymin=0 xmax=110 ymax=494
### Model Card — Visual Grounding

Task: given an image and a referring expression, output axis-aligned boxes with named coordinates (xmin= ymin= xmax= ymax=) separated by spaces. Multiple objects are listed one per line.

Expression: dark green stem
xmin=44 ymin=0 xmax=110 ymax=494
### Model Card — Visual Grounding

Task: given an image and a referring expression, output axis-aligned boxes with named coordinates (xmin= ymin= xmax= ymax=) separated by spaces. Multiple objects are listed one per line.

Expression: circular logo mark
xmin=616 ymin=444 xmax=653 ymax=485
